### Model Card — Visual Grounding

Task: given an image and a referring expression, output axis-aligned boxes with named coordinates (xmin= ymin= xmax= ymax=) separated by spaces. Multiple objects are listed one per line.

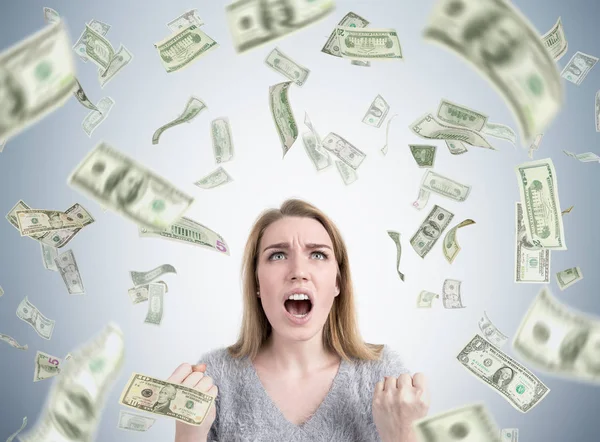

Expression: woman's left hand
xmin=372 ymin=372 xmax=430 ymax=442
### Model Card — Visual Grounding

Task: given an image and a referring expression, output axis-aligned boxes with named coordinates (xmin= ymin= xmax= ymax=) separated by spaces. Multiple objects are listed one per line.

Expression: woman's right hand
xmin=168 ymin=362 xmax=218 ymax=442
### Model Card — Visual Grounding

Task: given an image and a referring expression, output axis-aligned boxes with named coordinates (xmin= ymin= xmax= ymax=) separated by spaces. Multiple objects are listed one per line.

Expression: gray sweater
xmin=197 ymin=345 xmax=410 ymax=442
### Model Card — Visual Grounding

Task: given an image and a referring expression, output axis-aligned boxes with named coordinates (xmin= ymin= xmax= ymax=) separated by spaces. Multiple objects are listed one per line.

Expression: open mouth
xmin=283 ymin=298 xmax=313 ymax=318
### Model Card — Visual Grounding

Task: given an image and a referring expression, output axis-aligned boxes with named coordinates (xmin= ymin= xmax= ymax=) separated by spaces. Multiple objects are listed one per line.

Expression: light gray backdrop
xmin=1 ymin=0 xmax=599 ymax=440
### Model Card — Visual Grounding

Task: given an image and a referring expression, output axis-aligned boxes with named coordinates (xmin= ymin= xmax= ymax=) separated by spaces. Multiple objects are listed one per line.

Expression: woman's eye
xmin=313 ymin=251 xmax=328 ymax=259
xmin=270 ymin=252 xmax=285 ymax=260
xmin=268 ymin=251 xmax=328 ymax=260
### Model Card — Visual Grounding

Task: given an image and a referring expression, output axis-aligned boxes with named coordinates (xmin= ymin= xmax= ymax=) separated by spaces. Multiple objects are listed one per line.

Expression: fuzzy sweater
xmin=197 ymin=345 xmax=410 ymax=442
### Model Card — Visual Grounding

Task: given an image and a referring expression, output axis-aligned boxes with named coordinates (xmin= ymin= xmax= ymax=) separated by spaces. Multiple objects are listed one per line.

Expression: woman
xmin=169 ymin=198 xmax=430 ymax=441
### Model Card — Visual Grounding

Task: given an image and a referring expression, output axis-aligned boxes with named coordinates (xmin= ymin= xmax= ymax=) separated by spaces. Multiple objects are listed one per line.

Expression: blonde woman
xmin=169 ymin=198 xmax=430 ymax=442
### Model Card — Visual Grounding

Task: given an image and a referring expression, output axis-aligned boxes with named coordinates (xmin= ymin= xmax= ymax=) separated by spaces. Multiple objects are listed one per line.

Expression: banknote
xmin=41 ymin=243 xmax=58 ymax=271
xmin=72 ymin=19 xmax=111 ymax=62
xmin=501 ymin=428 xmax=519 ymax=441
xmin=0 ymin=21 xmax=77 ymax=141
xmin=334 ymin=160 xmax=358 ymax=185
xmin=269 ymin=81 xmax=298 ymax=157
xmin=351 ymin=60 xmax=370 ymax=67
xmin=16 ymin=296 xmax=55 ymax=340
xmin=167 ymin=9 xmax=204 ymax=32
xmin=409 ymin=145 xmax=436 ymax=168
xmin=515 ymin=202 xmax=550 ymax=283
xmin=442 ymin=279 xmax=465 ymax=309
xmin=6 ymin=417 xmax=27 ymax=442
xmin=417 ymin=291 xmax=439 ymax=308
xmin=226 ymin=0 xmax=335 ymax=53
xmin=131 ymin=264 xmax=177 ymax=287
xmin=386 ymin=231 xmax=405 ymax=282
xmin=117 ymin=410 xmax=156 ymax=432
xmin=302 ymin=131 xmax=332 ymax=171
xmin=265 ymin=47 xmax=310 ymax=86
xmin=322 ymin=12 xmax=369 ymax=57
xmin=479 ymin=311 xmax=509 ymax=347
xmin=596 ymin=90 xmax=600 ymax=132
xmin=82 ymin=96 xmax=115 ymax=137
xmin=33 ymin=351 xmax=63 ymax=382
xmin=0 ymin=285 xmax=3 ymax=297
xmin=19 ymin=323 xmax=125 ymax=442
xmin=43 ymin=7 xmax=60 ymax=24
xmin=128 ymin=281 xmax=168 ymax=304
xmin=424 ymin=0 xmax=563 ymax=144
xmin=410 ymin=205 xmax=454 ymax=258
xmin=321 ymin=132 xmax=366 ymax=170
xmin=0 ymin=139 xmax=6 ymax=152
xmin=119 ymin=372 xmax=216 ymax=425
xmin=563 ymin=150 xmax=600 ymax=163
xmin=457 ymin=334 xmax=550 ymax=412
xmin=560 ymin=51 xmax=598 ymax=85
xmin=304 ymin=112 xmax=329 ymax=158
xmin=410 ymin=113 xmax=493 ymax=149
xmin=513 ymin=287 xmax=600 ymax=384
xmin=335 ymin=27 xmax=403 ymax=60
xmin=556 ymin=267 xmax=583 ymax=291
xmin=528 ymin=133 xmax=543 ymax=158
xmin=84 ymin=23 xmax=115 ymax=71
xmin=73 ymin=78 xmax=100 ymax=113
xmin=362 ymin=95 xmax=389 ymax=128
xmin=139 ymin=216 xmax=231 ymax=255
xmin=55 ymin=249 xmax=85 ymax=295
xmin=436 ymin=99 xmax=488 ymax=131
xmin=443 ymin=219 xmax=476 ymax=264
xmin=515 ymin=158 xmax=566 ymax=250
xmin=381 ymin=114 xmax=398 ymax=155
xmin=153 ymin=96 xmax=207 ymax=144
xmin=414 ymin=187 xmax=431 ymax=210
xmin=445 ymin=140 xmax=468 ymax=155
xmin=211 ymin=117 xmax=235 ymax=163
xmin=561 ymin=205 xmax=574 ymax=215
xmin=413 ymin=403 xmax=502 ymax=442
xmin=419 ymin=169 xmax=471 ymax=202
xmin=482 ymin=121 xmax=517 ymax=146
xmin=154 ymin=24 xmax=218 ymax=73
xmin=68 ymin=142 xmax=195 ymax=230
xmin=194 ymin=166 xmax=234 ymax=189
xmin=0 ymin=333 xmax=28 ymax=350
xmin=144 ymin=283 xmax=165 ymax=325
xmin=541 ymin=17 xmax=568 ymax=61
xmin=16 ymin=210 xmax=83 ymax=236
xmin=99 ymin=45 xmax=133 ymax=88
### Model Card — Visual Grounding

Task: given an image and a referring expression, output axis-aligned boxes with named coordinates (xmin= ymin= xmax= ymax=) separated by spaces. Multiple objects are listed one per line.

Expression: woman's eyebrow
xmin=262 ymin=242 xmax=332 ymax=253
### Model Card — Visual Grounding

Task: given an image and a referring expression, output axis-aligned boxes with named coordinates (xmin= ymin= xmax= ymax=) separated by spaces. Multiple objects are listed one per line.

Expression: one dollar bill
xmin=334 ymin=27 xmax=403 ymax=60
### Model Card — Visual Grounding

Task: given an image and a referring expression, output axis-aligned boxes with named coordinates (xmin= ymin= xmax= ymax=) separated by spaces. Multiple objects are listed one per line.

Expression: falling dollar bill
xmin=555 ymin=267 xmax=583 ymax=291
xmin=457 ymin=334 xmax=550 ymax=412
xmin=6 ymin=417 xmax=27 ymax=442
xmin=302 ymin=131 xmax=332 ymax=171
xmin=153 ymin=96 xmax=207 ymax=144
xmin=417 ymin=291 xmax=439 ymax=308
xmin=500 ymin=428 xmax=519 ymax=441
xmin=362 ymin=95 xmax=390 ymax=128
xmin=33 ymin=350 xmax=63 ymax=382
xmin=334 ymin=160 xmax=358 ymax=185
xmin=265 ymin=47 xmax=310 ymax=86
xmin=144 ymin=283 xmax=165 ymax=325
xmin=0 ymin=139 xmax=6 ymax=152
xmin=482 ymin=121 xmax=517 ymax=146
xmin=43 ymin=7 xmax=60 ymax=24
xmin=0 ymin=285 xmax=3 ymax=297
xmin=560 ymin=51 xmax=598 ymax=85
xmin=128 ymin=281 xmax=168 ymax=305
xmin=419 ymin=169 xmax=471 ymax=202
xmin=409 ymin=145 xmax=436 ymax=168
xmin=321 ymin=132 xmax=366 ymax=170
xmin=413 ymin=403 xmax=502 ymax=442
xmin=98 ymin=45 xmax=133 ymax=88
xmin=155 ymin=24 xmax=218 ymax=73
xmin=351 ymin=60 xmax=370 ymax=67
xmin=541 ymin=17 xmax=568 ymax=61
xmin=445 ymin=140 xmax=468 ymax=155
xmin=423 ymin=0 xmax=564 ymax=144
xmin=335 ymin=27 xmax=403 ymax=60
xmin=442 ymin=279 xmax=466 ymax=309
xmin=20 ymin=323 xmax=125 ymax=442
xmin=596 ymin=90 xmax=600 ymax=132
xmin=381 ymin=114 xmax=398 ymax=155
xmin=515 ymin=202 xmax=550 ymax=283
xmin=194 ymin=166 xmax=234 ymax=189
xmin=131 ymin=264 xmax=177 ymax=287
xmin=436 ymin=99 xmax=488 ymax=131
xmin=73 ymin=79 xmax=100 ymax=113
xmin=304 ymin=112 xmax=330 ymax=159
xmin=54 ymin=249 xmax=85 ymax=295
xmin=443 ymin=219 xmax=476 ymax=264
xmin=322 ymin=12 xmax=369 ymax=57
xmin=479 ymin=311 xmax=509 ymax=347
xmin=82 ymin=96 xmax=115 ymax=137
xmin=412 ymin=188 xmax=431 ymax=210
xmin=119 ymin=372 xmax=216 ymax=425
xmin=117 ymin=410 xmax=156 ymax=432
xmin=16 ymin=296 xmax=55 ymax=340
xmin=68 ymin=142 xmax=194 ymax=230
xmin=139 ymin=216 xmax=230 ymax=255
xmin=211 ymin=117 xmax=235 ymax=163
xmin=513 ymin=287 xmax=600 ymax=384
xmin=0 ymin=333 xmax=28 ymax=350
xmin=528 ymin=133 xmax=543 ymax=158
xmin=515 ymin=158 xmax=566 ymax=250
xmin=386 ymin=231 xmax=405 ymax=282
xmin=269 ymin=81 xmax=298 ymax=157
xmin=410 ymin=205 xmax=454 ymax=258
xmin=72 ymin=19 xmax=111 ymax=62
xmin=561 ymin=205 xmax=574 ymax=216
xmin=166 ymin=9 xmax=204 ymax=32
xmin=410 ymin=113 xmax=493 ymax=149
xmin=16 ymin=210 xmax=83 ymax=237
xmin=563 ymin=150 xmax=600 ymax=163
xmin=226 ymin=0 xmax=335 ymax=53
xmin=84 ymin=23 xmax=115 ymax=71
xmin=0 ymin=21 xmax=77 ymax=141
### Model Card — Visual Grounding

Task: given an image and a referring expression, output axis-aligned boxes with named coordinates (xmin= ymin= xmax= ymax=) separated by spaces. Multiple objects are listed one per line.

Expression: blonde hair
xmin=227 ymin=198 xmax=384 ymax=362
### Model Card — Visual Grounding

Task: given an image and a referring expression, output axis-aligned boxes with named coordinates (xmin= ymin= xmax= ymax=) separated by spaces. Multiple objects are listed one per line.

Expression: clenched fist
xmin=372 ymin=373 xmax=430 ymax=442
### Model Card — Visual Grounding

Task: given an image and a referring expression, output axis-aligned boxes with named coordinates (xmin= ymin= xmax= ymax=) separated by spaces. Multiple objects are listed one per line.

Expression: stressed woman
xmin=169 ymin=198 xmax=430 ymax=442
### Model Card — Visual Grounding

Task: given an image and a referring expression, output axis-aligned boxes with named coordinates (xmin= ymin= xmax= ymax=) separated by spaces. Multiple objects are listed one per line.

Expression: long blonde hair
xmin=227 ymin=198 xmax=384 ymax=362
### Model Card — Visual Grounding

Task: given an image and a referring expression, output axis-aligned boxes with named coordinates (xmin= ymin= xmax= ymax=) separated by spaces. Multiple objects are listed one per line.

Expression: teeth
xmin=292 ymin=313 xmax=309 ymax=318
xmin=287 ymin=293 xmax=310 ymax=301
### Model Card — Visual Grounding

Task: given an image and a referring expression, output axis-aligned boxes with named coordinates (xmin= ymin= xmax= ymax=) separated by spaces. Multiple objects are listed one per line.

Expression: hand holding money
xmin=372 ymin=373 xmax=430 ymax=442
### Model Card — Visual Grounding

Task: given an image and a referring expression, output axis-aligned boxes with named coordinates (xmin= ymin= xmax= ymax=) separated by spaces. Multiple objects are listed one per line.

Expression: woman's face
xmin=256 ymin=216 xmax=340 ymax=343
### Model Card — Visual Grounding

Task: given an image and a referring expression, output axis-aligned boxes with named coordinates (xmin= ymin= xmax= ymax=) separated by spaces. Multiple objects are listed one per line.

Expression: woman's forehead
xmin=261 ymin=217 xmax=332 ymax=245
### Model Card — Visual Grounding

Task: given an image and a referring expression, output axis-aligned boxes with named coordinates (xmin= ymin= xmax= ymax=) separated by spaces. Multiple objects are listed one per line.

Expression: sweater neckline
xmin=244 ymin=354 xmax=349 ymax=433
